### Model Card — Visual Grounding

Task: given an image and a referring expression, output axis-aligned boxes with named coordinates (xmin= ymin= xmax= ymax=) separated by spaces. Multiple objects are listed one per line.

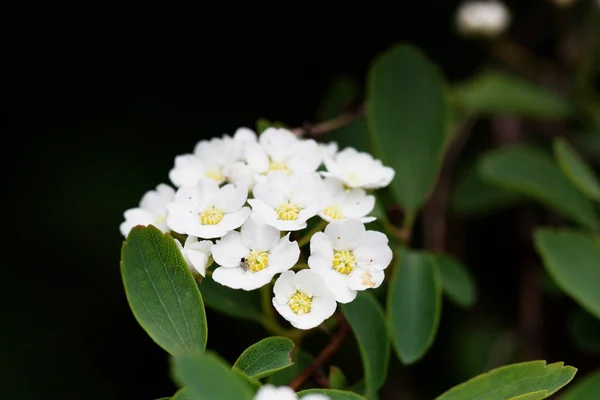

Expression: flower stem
xmin=297 ymin=219 xmax=327 ymax=248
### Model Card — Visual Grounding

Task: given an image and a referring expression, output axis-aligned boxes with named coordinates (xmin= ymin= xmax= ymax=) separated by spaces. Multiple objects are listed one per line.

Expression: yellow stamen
xmin=288 ymin=290 xmax=313 ymax=315
xmin=245 ymin=250 xmax=270 ymax=272
xmin=268 ymin=161 xmax=291 ymax=174
xmin=323 ymin=205 xmax=344 ymax=220
xmin=276 ymin=202 xmax=301 ymax=221
xmin=205 ymin=169 xmax=225 ymax=183
xmin=361 ymin=272 xmax=376 ymax=287
xmin=333 ymin=250 xmax=356 ymax=275
xmin=200 ymin=206 xmax=224 ymax=225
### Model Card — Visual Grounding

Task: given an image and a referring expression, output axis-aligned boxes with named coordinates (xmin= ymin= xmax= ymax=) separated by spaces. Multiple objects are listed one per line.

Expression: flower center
xmin=268 ymin=160 xmax=291 ymax=174
xmin=275 ymin=202 xmax=301 ymax=221
xmin=288 ymin=290 xmax=313 ymax=315
xmin=323 ymin=205 xmax=344 ymax=220
xmin=205 ymin=169 xmax=225 ymax=183
xmin=199 ymin=206 xmax=224 ymax=225
xmin=245 ymin=250 xmax=270 ymax=272
xmin=361 ymin=271 xmax=376 ymax=287
xmin=332 ymin=250 xmax=356 ymax=275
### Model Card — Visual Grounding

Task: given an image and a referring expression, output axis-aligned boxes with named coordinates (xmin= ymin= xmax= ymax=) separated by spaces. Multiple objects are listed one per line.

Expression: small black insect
xmin=239 ymin=257 xmax=248 ymax=272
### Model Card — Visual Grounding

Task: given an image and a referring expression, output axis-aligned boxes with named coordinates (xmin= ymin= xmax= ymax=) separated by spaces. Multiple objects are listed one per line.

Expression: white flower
xmin=319 ymin=141 xmax=338 ymax=160
xmin=323 ymin=147 xmax=394 ymax=190
xmin=166 ymin=178 xmax=250 ymax=239
xmin=254 ymin=384 xmax=330 ymax=400
xmin=456 ymin=1 xmax=510 ymax=37
xmin=224 ymin=161 xmax=256 ymax=191
xmin=168 ymin=136 xmax=237 ymax=187
xmin=272 ymin=270 xmax=337 ymax=330
xmin=308 ymin=219 xmax=392 ymax=303
xmin=244 ymin=128 xmax=322 ymax=177
xmin=249 ymin=171 xmax=326 ymax=231
xmin=119 ymin=183 xmax=175 ymax=237
xmin=211 ymin=217 xmax=300 ymax=291
xmin=230 ymin=127 xmax=258 ymax=160
xmin=175 ymin=236 xmax=213 ymax=276
xmin=319 ymin=177 xmax=376 ymax=223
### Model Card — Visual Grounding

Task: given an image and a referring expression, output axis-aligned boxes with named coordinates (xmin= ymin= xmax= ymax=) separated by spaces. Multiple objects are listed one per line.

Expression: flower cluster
xmin=120 ymin=127 xmax=394 ymax=329
xmin=254 ymin=384 xmax=329 ymax=400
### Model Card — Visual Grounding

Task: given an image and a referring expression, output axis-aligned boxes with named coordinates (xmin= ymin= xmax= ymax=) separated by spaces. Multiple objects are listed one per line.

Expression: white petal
xmin=324 ymin=219 xmax=366 ymax=250
xmin=242 ymin=269 xmax=275 ymax=291
xmin=140 ymin=184 xmax=175 ymax=215
xmin=273 ymin=297 xmax=301 ymax=328
xmin=213 ymin=183 xmax=247 ymax=212
xmin=294 ymin=269 xmax=329 ymax=297
xmin=308 ymin=232 xmax=333 ymax=264
xmin=184 ymin=240 xmax=213 ymax=276
xmin=348 ymin=268 xmax=385 ymax=291
xmin=252 ymin=177 xmax=286 ymax=207
xmin=254 ymin=385 xmax=297 ymax=400
xmin=291 ymin=288 xmax=337 ymax=329
xmin=233 ymin=127 xmax=258 ymax=143
xmin=273 ymin=271 xmax=296 ymax=304
xmin=225 ymin=162 xmax=255 ymax=190
xmin=173 ymin=185 xmax=203 ymax=208
xmin=244 ymin=141 xmax=269 ymax=174
xmin=260 ymin=128 xmax=297 ymax=162
xmin=286 ymin=139 xmax=322 ymax=174
xmin=318 ymin=269 xmax=357 ymax=304
xmin=248 ymin=199 xmax=280 ymax=225
xmin=217 ymin=207 xmax=251 ymax=233
xmin=268 ymin=234 xmax=300 ymax=273
xmin=120 ymin=208 xmax=155 ymax=236
xmin=354 ymin=231 xmax=393 ymax=269
xmin=169 ymin=154 xmax=206 ymax=188
xmin=212 ymin=267 xmax=248 ymax=290
xmin=322 ymin=176 xmax=346 ymax=199
xmin=360 ymin=216 xmax=377 ymax=223
xmin=241 ymin=216 xmax=280 ymax=251
xmin=340 ymin=190 xmax=375 ymax=219
xmin=211 ymin=231 xmax=248 ymax=267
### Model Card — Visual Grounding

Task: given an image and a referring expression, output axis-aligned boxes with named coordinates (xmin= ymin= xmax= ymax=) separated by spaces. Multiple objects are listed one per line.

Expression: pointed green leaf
xmin=554 ymin=138 xmax=600 ymax=201
xmin=120 ymin=225 xmax=207 ymax=356
xmin=266 ymin=349 xmax=313 ymax=387
xmin=233 ymin=336 xmax=295 ymax=379
xmin=435 ymin=254 xmax=477 ymax=308
xmin=341 ymin=291 xmax=390 ymax=399
xmin=368 ymin=44 xmax=448 ymax=217
xmin=317 ymin=76 xmax=370 ymax=152
xmin=329 ymin=366 xmax=348 ymax=390
xmin=435 ymin=360 xmax=577 ymax=400
xmin=451 ymin=166 xmax=522 ymax=216
xmin=534 ymin=229 xmax=600 ymax=320
xmin=297 ymin=389 xmax=366 ymax=400
xmin=172 ymin=352 xmax=253 ymax=400
xmin=479 ymin=146 xmax=598 ymax=231
xmin=561 ymin=369 xmax=600 ymax=399
xmin=171 ymin=388 xmax=200 ymax=400
xmin=568 ymin=309 xmax=600 ymax=353
xmin=387 ymin=250 xmax=442 ymax=364
xmin=453 ymin=71 xmax=570 ymax=118
xmin=198 ymin=277 xmax=262 ymax=322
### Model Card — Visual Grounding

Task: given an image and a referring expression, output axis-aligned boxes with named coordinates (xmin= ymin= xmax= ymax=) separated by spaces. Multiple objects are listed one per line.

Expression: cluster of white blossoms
xmin=120 ymin=127 xmax=395 ymax=329
xmin=254 ymin=384 xmax=329 ymax=400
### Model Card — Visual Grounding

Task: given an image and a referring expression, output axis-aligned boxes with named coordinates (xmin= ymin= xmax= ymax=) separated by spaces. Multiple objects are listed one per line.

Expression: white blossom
xmin=254 ymin=385 xmax=330 ymax=400
xmin=175 ymin=236 xmax=213 ymax=276
xmin=166 ymin=178 xmax=250 ymax=239
xmin=211 ymin=217 xmax=300 ymax=291
xmin=319 ymin=177 xmax=376 ymax=223
xmin=456 ymin=1 xmax=510 ymax=37
xmin=323 ymin=147 xmax=394 ymax=190
xmin=119 ymin=183 xmax=175 ymax=237
xmin=319 ymin=141 xmax=338 ymax=160
xmin=244 ymin=128 xmax=323 ymax=178
xmin=308 ymin=219 xmax=392 ymax=303
xmin=249 ymin=171 xmax=326 ymax=231
xmin=272 ymin=270 xmax=337 ymax=330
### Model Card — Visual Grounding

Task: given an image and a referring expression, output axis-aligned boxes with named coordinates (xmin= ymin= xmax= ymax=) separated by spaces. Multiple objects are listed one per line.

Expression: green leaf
xmin=233 ymin=336 xmax=295 ymax=379
xmin=198 ymin=277 xmax=262 ymax=322
xmin=329 ymin=366 xmax=348 ymax=390
xmin=266 ymin=349 xmax=312 ymax=387
xmin=387 ymin=249 xmax=442 ymax=364
xmin=435 ymin=360 xmax=577 ymax=400
xmin=554 ymin=138 xmax=600 ymax=201
xmin=317 ymin=76 xmax=370 ymax=152
xmin=435 ymin=254 xmax=477 ymax=308
xmin=341 ymin=291 xmax=390 ymax=398
xmin=451 ymin=166 xmax=522 ymax=216
xmin=568 ymin=309 xmax=600 ymax=353
xmin=561 ymin=369 xmax=600 ymax=399
xmin=534 ymin=229 xmax=600 ymax=320
xmin=368 ymin=44 xmax=448 ymax=217
xmin=172 ymin=352 xmax=253 ymax=400
xmin=171 ymin=388 xmax=200 ymax=400
xmin=479 ymin=146 xmax=598 ymax=231
xmin=120 ymin=225 xmax=208 ymax=356
xmin=297 ymin=389 xmax=366 ymax=400
xmin=453 ymin=70 xmax=571 ymax=118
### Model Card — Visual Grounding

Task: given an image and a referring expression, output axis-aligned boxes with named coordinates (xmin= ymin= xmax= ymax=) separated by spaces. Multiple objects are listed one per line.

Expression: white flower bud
xmin=456 ymin=1 xmax=511 ymax=38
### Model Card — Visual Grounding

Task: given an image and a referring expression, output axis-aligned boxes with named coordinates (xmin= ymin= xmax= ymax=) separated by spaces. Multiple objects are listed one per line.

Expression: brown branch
xmin=423 ymin=118 xmax=476 ymax=251
xmin=291 ymin=104 xmax=365 ymax=137
xmin=289 ymin=317 xmax=351 ymax=391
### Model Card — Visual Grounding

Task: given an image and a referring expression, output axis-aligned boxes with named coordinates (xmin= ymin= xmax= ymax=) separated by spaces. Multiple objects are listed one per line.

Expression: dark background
xmin=4 ymin=1 xmax=598 ymax=399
